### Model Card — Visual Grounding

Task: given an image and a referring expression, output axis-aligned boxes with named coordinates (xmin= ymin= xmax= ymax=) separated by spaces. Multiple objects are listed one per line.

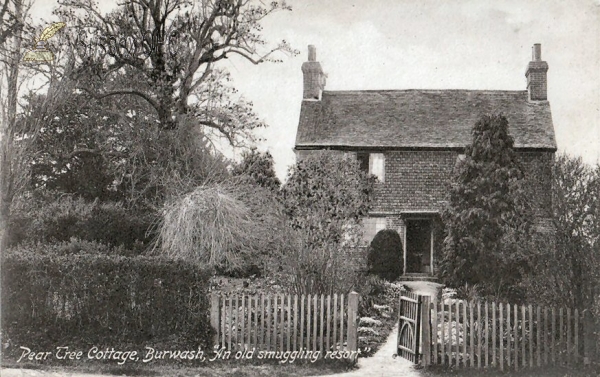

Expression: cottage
xmin=294 ymin=44 xmax=556 ymax=278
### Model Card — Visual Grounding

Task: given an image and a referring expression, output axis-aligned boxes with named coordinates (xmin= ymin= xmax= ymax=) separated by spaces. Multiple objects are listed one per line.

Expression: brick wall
xmin=526 ymin=69 xmax=548 ymax=100
xmin=372 ymin=150 xmax=456 ymax=213
xmin=518 ymin=151 xmax=554 ymax=218
xmin=293 ymin=149 xmax=554 ymax=220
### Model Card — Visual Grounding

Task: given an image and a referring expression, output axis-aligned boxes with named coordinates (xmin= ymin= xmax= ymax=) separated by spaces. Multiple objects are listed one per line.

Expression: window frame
xmin=356 ymin=151 xmax=385 ymax=182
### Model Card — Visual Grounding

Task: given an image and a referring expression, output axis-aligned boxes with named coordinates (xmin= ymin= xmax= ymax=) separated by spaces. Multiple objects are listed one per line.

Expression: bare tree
xmin=0 ymin=0 xmax=73 ymax=249
xmin=56 ymin=0 xmax=296 ymax=145
xmin=0 ymin=0 xmax=24 ymax=45
xmin=0 ymin=0 xmax=25 ymax=250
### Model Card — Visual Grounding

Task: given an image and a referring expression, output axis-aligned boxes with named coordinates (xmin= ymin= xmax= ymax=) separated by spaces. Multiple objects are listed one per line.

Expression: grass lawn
xmin=421 ymin=365 xmax=600 ymax=377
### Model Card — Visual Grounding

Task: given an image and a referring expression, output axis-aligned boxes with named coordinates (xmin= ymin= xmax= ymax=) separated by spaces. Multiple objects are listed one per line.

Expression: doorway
xmin=405 ymin=219 xmax=432 ymax=274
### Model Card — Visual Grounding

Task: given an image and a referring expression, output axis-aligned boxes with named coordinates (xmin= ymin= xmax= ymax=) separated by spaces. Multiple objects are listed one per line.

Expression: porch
xmin=364 ymin=211 xmax=442 ymax=281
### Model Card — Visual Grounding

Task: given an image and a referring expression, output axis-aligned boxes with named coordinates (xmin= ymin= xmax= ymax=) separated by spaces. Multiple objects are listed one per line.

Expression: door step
xmin=398 ymin=274 xmax=439 ymax=282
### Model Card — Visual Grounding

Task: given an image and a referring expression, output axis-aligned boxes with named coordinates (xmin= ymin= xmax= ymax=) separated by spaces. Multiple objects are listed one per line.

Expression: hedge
xmin=1 ymin=250 xmax=213 ymax=353
xmin=7 ymin=196 xmax=156 ymax=251
xmin=367 ymin=229 xmax=403 ymax=281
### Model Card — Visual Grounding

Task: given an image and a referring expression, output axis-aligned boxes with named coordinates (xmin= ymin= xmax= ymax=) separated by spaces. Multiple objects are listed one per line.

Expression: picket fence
xmin=424 ymin=299 xmax=596 ymax=370
xmin=210 ymin=292 xmax=359 ymax=355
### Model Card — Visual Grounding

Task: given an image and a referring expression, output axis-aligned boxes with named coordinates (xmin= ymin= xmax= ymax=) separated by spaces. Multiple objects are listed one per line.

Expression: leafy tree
xmin=232 ymin=148 xmax=280 ymax=191
xmin=367 ymin=229 xmax=403 ymax=281
xmin=523 ymin=155 xmax=600 ymax=311
xmin=273 ymin=151 xmax=376 ymax=295
xmin=281 ymin=151 xmax=375 ymax=248
xmin=25 ymin=91 xmax=119 ymax=201
xmin=439 ymin=114 xmax=533 ymax=300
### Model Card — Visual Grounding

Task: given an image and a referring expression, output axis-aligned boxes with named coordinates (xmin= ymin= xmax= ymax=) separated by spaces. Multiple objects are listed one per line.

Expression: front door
xmin=405 ymin=219 xmax=432 ymax=273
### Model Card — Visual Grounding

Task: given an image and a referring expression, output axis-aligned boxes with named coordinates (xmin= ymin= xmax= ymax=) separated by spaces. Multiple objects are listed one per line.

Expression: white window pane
xmin=375 ymin=217 xmax=387 ymax=232
xmin=363 ymin=217 xmax=387 ymax=243
xmin=362 ymin=218 xmax=375 ymax=243
xmin=369 ymin=153 xmax=385 ymax=182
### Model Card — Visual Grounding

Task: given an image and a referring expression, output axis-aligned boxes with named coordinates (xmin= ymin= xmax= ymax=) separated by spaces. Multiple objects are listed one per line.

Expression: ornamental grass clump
xmin=156 ymin=184 xmax=259 ymax=268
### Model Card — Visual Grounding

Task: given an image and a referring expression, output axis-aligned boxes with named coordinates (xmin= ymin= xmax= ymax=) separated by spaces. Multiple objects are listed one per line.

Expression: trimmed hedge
xmin=1 ymin=249 xmax=213 ymax=352
xmin=367 ymin=229 xmax=403 ymax=281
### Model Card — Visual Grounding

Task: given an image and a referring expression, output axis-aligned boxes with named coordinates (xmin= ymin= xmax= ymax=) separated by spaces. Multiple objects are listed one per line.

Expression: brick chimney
xmin=301 ymin=45 xmax=326 ymax=100
xmin=525 ymin=43 xmax=549 ymax=101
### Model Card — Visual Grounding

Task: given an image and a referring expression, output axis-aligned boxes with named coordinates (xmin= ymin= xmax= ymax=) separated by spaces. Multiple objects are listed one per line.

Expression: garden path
xmin=318 ymin=323 xmax=423 ymax=377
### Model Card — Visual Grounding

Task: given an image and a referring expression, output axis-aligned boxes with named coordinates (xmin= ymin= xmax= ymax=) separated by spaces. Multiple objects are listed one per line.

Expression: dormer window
xmin=357 ymin=152 xmax=385 ymax=182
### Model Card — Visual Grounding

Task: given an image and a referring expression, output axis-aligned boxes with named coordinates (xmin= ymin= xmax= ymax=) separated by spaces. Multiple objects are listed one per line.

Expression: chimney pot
xmin=308 ymin=45 xmax=316 ymax=62
xmin=532 ymin=43 xmax=542 ymax=61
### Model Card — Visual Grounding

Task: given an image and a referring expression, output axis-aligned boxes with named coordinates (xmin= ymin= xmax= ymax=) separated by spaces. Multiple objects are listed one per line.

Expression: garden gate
xmin=397 ymin=290 xmax=432 ymax=364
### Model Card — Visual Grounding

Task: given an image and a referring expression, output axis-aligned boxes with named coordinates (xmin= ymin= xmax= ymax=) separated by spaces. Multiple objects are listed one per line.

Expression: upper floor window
xmin=357 ymin=152 xmax=385 ymax=182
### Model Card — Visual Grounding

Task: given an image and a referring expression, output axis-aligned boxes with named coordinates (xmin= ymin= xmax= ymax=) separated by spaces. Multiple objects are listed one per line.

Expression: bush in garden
xmin=7 ymin=238 xmax=128 ymax=256
xmin=155 ymin=182 xmax=285 ymax=271
xmin=267 ymin=229 xmax=364 ymax=296
xmin=7 ymin=194 xmax=155 ymax=251
xmin=367 ymin=229 xmax=403 ymax=281
xmin=1 ymin=246 xmax=213 ymax=353
xmin=265 ymin=152 xmax=375 ymax=295
xmin=357 ymin=275 xmax=387 ymax=317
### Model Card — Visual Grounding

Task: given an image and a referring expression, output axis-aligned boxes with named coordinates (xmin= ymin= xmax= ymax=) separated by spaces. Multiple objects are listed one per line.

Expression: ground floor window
xmin=362 ymin=217 xmax=386 ymax=244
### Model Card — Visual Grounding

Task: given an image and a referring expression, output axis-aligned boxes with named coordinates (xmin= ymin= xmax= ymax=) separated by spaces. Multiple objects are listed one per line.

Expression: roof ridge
xmin=322 ymin=89 xmax=528 ymax=94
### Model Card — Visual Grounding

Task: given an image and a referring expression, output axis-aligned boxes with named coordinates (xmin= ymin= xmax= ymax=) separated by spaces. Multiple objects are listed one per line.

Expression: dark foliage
xmin=24 ymin=91 xmax=120 ymax=202
xmin=1 ymin=248 xmax=213 ymax=353
xmin=439 ymin=114 xmax=533 ymax=301
xmin=231 ymin=148 xmax=281 ymax=192
xmin=280 ymin=151 xmax=375 ymax=248
xmin=7 ymin=195 xmax=155 ymax=250
xmin=274 ymin=151 xmax=375 ymax=295
xmin=367 ymin=229 xmax=403 ymax=281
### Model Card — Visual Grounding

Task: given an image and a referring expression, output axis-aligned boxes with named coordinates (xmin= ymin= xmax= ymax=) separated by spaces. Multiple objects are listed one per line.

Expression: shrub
xmin=1 ymin=247 xmax=213 ymax=353
xmin=8 ymin=194 xmax=155 ymax=251
xmin=156 ymin=183 xmax=285 ymax=270
xmin=367 ymin=229 xmax=403 ymax=281
xmin=7 ymin=238 xmax=127 ymax=256
xmin=357 ymin=275 xmax=387 ymax=317
xmin=356 ymin=274 xmax=407 ymax=317
xmin=267 ymin=230 xmax=364 ymax=296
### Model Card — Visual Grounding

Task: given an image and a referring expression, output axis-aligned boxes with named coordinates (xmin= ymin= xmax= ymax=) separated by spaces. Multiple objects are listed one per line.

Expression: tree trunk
xmin=0 ymin=0 xmax=23 ymax=251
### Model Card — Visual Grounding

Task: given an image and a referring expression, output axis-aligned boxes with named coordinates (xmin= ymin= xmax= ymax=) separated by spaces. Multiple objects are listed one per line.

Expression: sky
xmin=31 ymin=0 xmax=600 ymax=180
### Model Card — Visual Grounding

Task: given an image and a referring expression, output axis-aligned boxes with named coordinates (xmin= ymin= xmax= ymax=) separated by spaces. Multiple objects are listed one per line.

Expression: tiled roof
xmin=295 ymin=90 xmax=556 ymax=150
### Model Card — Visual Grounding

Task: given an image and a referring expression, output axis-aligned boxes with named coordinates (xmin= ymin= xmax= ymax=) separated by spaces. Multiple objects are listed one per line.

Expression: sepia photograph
xmin=1 ymin=1 xmax=599 ymax=376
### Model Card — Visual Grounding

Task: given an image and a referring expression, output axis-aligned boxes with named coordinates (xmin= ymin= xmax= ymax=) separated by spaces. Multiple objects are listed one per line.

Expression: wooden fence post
xmin=210 ymin=293 xmax=220 ymax=348
xmin=421 ymin=295 xmax=432 ymax=366
xmin=582 ymin=309 xmax=597 ymax=366
xmin=347 ymin=291 xmax=359 ymax=362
